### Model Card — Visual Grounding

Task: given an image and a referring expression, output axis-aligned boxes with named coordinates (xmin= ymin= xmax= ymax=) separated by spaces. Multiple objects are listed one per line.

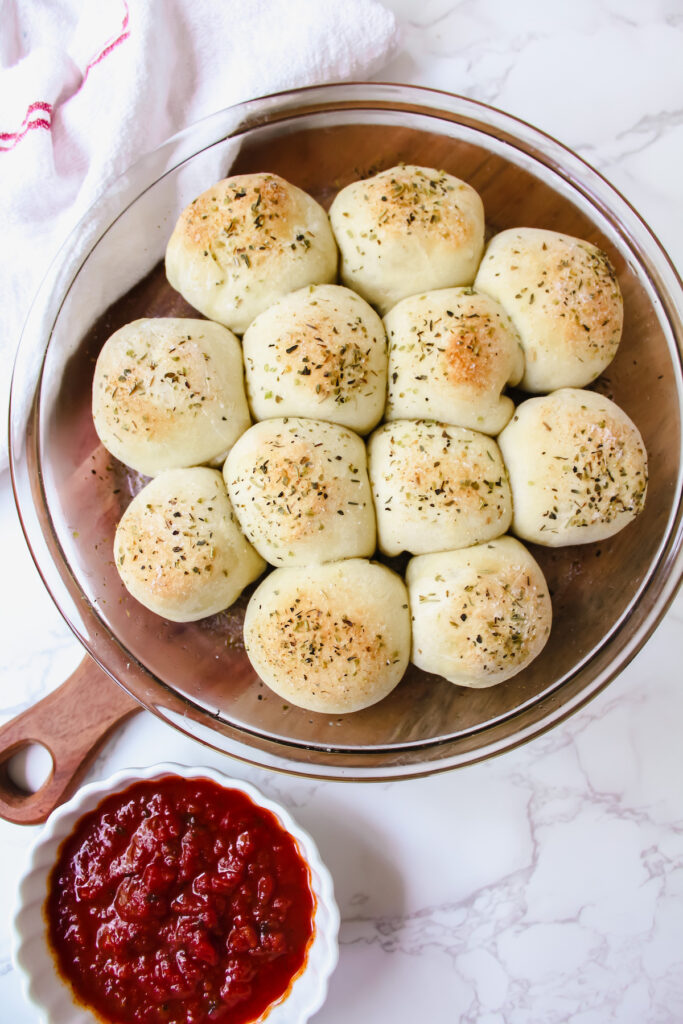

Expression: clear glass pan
xmin=10 ymin=83 xmax=683 ymax=780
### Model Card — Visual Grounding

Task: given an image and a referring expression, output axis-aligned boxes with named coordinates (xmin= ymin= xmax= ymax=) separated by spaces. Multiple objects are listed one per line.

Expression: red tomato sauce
xmin=46 ymin=777 xmax=315 ymax=1024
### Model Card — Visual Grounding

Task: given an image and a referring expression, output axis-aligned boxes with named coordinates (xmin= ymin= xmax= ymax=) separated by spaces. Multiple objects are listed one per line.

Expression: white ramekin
xmin=12 ymin=762 xmax=339 ymax=1023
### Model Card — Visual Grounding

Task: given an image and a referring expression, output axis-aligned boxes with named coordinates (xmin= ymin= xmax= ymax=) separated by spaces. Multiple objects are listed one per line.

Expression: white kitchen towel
xmin=1 ymin=0 xmax=399 ymax=467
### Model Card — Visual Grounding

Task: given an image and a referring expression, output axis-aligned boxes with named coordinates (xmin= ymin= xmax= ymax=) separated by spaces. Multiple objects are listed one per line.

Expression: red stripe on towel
xmin=0 ymin=118 xmax=52 ymax=151
xmin=81 ymin=0 xmax=131 ymax=83
xmin=0 ymin=0 xmax=131 ymax=153
xmin=0 ymin=102 xmax=53 ymax=141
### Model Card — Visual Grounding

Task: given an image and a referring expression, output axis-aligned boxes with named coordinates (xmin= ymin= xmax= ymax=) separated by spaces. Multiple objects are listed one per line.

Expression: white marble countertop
xmin=2 ymin=3 xmax=683 ymax=1022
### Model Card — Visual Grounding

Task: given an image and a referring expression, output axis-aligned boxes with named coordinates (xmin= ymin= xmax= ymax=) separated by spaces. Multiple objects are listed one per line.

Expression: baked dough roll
xmin=243 ymin=558 xmax=411 ymax=713
xmin=114 ymin=468 xmax=265 ymax=621
xmin=474 ymin=227 xmax=623 ymax=392
xmin=368 ymin=420 xmax=512 ymax=557
xmin=243 ymin=284 xmax=388 ymax=434
xmin=166 ymin=173 xmax=338 ymax=334
xmin=92 ymin=318 xmax=251 ymax=476
xmin=384 ymin=287 xmax=524 ymax=434
xmin=223 ymin=417 xmax=376 ymax=566
xmin=498 ymin=388 xmax=648 ymax=546
xmin=407 ymin=537 xmax=552 ymax=688
xmin=329 ymin=165 xmax=485 ymax=316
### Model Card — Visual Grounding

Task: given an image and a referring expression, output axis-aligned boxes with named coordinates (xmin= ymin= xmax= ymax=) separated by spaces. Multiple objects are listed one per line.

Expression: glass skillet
xmin=9 ymin=83 xmax=683 ymax=785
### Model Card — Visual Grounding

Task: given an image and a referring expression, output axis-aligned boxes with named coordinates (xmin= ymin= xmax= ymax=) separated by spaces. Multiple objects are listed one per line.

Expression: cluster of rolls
xmin=93 ymin=166 xmax=648 ymax=715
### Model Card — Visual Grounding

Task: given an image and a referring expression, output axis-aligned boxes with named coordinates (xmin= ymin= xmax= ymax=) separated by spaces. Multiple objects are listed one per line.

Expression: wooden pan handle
xmin=0 ymin=656 xmax=141 ymax=825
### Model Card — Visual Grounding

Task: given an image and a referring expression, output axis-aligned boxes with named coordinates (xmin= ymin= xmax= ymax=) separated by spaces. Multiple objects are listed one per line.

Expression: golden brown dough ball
xmin=330 ymin=164 xmax=485 ymax=315
xmin=114 ymin=468 xmax=265 ymax=621
xmin=166 ymin=173 xmax=338 ymax=334
xmin=368 ymin=419 xmax=512 ymax=557
xmin=475 ymin=228 xmax=623 ymax=392
xmin=407 ymin=537 xmax=551 ymax=687
xmin=243 ymin=284 xmax=387 ymax=434
xmin=498 ymin=388 xmax=647 ymax=546
xmin=243 ymin=559 xmax=411 ymax=713
xmin=384 ymin=287 xmax=523 ymax=434
xmin=224 ymin=417 xmax=376 ymax=566
xmin=92 ymin=318 xmax=250 ymax=476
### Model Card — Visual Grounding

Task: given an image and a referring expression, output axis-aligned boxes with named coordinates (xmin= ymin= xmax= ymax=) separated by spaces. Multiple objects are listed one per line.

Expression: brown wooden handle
xmin=0 ymin=655 xmax=141 ymax=825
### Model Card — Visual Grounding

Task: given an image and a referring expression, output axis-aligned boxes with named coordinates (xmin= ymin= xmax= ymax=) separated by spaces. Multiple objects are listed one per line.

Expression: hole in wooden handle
xmin=0 ymin=656 xmax=141 ymax=825
xmin=6 ymin=742 xmax=54 ymax=794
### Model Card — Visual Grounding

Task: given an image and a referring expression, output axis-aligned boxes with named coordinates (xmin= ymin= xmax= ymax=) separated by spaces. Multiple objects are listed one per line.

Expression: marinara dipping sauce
xmin=46 ymin=777 xmax=315 ymax=1024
